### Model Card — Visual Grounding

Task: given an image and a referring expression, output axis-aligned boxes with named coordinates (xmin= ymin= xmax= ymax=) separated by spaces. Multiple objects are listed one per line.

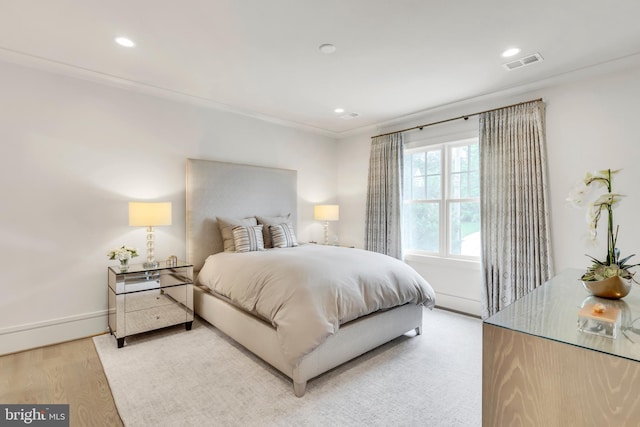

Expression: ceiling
xmin=1 ymin=1 xmax=640 ymax=136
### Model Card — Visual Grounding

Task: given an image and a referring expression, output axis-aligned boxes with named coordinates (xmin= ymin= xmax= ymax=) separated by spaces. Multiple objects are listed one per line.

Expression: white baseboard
xmin=0 ymin=295 xmax=480 ymax=356
xmin=0 ymin=310 xmax=109 ymax=356
xmin=434 ymin=292 xmax=481 ymax=317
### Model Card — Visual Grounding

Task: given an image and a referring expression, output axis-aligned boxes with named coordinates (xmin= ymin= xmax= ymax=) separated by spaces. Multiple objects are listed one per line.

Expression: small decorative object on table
xmin=577 ymin=301 xmax=621 ymax=338
xmin=567 ymin=168 xmax=638 ymax=299
xmin=107 ymin=245 xmax=139 ymax=272
xmin=166 ymin=255 xmax=178 ymax=267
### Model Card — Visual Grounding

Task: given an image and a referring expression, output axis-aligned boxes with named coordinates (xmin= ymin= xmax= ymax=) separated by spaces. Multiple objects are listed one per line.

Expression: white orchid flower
xmin=597 ymin=169 xmax=621 ymax=176
xmin=570 ymin=168 xmax=637 ymax=282
xmin=593 ymin=193 xmax=625 ymax=207
xmin=567 ymin=180 xmax=591 ymax=207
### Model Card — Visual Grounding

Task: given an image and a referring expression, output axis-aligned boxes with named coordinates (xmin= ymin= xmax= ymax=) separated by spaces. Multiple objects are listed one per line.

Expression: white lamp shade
xmin=314 ymin=205 xmax=340 ymax=221
xmin=129 ymin=202 xmax=172 ymax=227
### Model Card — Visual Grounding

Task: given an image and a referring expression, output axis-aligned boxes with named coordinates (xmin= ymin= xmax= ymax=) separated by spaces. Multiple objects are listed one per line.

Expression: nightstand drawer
xmin=110 ymin=267 xmax=193 ymax=294
xmin=125 ymin=304 xmax=188 ymax=336
xmin=125 ymin=288 xmax=176 ymax=312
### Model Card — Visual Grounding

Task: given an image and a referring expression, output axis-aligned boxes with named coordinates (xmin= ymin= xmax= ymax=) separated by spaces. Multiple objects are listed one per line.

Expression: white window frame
xmin=403 ymin=137 xmax=480 ymax=261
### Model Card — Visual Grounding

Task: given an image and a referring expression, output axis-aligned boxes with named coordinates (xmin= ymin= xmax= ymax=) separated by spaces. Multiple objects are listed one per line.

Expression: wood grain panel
xmin=483 ymin=323 xmax=640 ymax=426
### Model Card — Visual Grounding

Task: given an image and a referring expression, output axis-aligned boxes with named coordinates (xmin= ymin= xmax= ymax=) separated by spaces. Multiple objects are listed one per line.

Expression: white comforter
xmin=198 ymin=244 xmax=435 ymax=366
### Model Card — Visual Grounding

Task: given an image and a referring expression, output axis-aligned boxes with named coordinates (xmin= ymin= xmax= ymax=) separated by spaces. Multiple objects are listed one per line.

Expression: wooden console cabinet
xmin=483 ymin=269 xmax=640 ymax=426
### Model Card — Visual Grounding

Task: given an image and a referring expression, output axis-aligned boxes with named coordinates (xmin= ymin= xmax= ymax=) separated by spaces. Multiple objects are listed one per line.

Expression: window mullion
xmin=441 ymin=146 xmax=447 ymax=258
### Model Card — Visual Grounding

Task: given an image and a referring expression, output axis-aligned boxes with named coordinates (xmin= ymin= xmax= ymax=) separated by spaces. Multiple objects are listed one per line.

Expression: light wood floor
xmin=0 ymin=337 xmax=123 ymax=427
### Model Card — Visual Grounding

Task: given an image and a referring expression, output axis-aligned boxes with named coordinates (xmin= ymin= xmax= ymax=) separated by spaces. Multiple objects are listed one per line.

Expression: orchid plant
xmin=567 ymin=169 xmax=638 ymax=282
xmin=108 ymin=245 xmax=139 ymax=262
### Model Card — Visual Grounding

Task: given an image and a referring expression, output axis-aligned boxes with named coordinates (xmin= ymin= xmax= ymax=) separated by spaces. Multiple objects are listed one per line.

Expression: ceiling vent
xmin=340 ymin=112 xmax=360 ymax=120
xmin=502 ymin=53 xmax=544 ymax=71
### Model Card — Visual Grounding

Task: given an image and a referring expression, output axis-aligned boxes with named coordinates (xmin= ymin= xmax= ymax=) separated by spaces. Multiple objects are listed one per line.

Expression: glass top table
xmin=484 ymin=268 xmax=640 ymax=363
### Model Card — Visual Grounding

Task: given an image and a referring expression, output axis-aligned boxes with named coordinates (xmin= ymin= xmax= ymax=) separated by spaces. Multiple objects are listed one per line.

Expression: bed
xmin=186 ymin=159 xmax=435 ymax=396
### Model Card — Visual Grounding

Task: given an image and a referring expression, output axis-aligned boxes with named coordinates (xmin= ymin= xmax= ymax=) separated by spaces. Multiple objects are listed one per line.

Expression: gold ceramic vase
xmin=582 ymin=275 xmax=632 ymax=299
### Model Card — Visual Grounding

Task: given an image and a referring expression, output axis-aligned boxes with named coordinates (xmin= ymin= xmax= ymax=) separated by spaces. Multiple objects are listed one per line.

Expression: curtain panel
xmin=365 ymin=133 xmax=404 ymax=259
xmin=479 ymin=100 xmax=553 ymax=318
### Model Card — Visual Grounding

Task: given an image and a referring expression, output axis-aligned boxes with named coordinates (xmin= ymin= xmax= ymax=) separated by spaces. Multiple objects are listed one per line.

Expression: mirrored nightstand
xmin=108 ymin=260 xmax=194 ymax=348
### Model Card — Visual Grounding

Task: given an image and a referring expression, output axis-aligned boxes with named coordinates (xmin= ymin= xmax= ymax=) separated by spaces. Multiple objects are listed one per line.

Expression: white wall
xmin=337 ymin=56 xmax=640 ymax=317
xmin=0 ymin=60 xmax=338 ymax=355
xmin=3 ymin=54 xmax=640 ymax=353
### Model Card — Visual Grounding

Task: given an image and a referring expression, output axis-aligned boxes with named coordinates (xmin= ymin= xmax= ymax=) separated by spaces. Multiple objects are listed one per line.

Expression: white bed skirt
xmin=194 ymin=285 xmax=423 ymax=396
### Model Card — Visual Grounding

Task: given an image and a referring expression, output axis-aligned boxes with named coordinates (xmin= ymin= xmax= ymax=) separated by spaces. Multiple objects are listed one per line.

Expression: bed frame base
xmin=194 ymin=285 xmax=423 ymax=397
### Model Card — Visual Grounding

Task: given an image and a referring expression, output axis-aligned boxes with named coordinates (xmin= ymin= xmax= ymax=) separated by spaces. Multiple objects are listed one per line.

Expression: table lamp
xmin=129 ymin=202 xmax=172 ymax=268
xmin=314 ymin=205 xmax=339 ymax=245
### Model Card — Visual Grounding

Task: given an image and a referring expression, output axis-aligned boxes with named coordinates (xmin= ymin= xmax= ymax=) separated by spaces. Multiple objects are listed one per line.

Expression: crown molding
xmin=0 ymin=46 xmax=340 ymax=139
xmin=337 ymin=51 xmax=640 ymax=140
xmin=3 ymin=45 xmax=639 ymax=143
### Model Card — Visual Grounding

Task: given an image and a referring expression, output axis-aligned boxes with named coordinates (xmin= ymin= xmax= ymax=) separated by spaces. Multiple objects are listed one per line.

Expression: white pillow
xmin=232 ymin=225 xmax=264 ymax=252
xmin=270 ymin=223 xmax=298 ymax=248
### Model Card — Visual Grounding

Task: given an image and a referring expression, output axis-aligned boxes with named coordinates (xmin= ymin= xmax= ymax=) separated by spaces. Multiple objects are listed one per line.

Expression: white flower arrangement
xmin=567 ymin=169 xmax=638 ymax=282
xmin=108 ymin=246 xmax=139 ymax=262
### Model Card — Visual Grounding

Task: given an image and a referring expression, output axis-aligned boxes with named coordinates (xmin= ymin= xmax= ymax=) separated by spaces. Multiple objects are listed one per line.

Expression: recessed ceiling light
xmin=115 ymin=37 xmax=135 ymax=48
xmin=501 ymin=47 xmax=520 ymax=58
xmin=319 ymin=44 xmax=336 ymax=54
xmin=334 ymin=108 xmax=345 ymax=113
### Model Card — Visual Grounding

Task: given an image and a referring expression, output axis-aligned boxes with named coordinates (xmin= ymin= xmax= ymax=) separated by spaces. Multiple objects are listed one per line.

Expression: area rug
xmin=93 ymin=308 xmax=481 ymax=426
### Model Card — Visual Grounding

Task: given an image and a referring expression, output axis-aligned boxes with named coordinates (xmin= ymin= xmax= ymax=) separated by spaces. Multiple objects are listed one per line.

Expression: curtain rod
xmin=371 ymin=98 xmax=543 ymax=139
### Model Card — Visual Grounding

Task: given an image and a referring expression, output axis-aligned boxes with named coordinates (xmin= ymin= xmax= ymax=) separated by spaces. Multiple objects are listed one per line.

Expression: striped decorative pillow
xmin=270 ymin=223 xmax=298 ymax=248
xmin=232 ymin=225 xmax=264 ymax=252
xmin=256 ymin=214 xmax=291 ymax=248
xmin=217 ymin=216 xmax=258 ymax=252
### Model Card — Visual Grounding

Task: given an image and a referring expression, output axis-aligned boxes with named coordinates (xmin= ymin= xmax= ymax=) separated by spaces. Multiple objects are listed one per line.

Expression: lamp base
xmin=323 ymin=222 xmax=329 ymax=245
xmin=143 ymin=261 xmax=159 ymax=269
xmin=144 ymin=226 xmax=158 ymax=269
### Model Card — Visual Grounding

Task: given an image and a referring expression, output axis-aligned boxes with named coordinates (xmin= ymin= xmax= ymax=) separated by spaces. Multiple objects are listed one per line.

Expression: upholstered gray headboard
xmin=186 ymin=159 xmax=298 ymax=272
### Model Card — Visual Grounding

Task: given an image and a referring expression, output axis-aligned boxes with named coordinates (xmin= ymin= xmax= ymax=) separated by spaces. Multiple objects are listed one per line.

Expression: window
xmin=403 ymin=138 xmax=480 ymax=258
